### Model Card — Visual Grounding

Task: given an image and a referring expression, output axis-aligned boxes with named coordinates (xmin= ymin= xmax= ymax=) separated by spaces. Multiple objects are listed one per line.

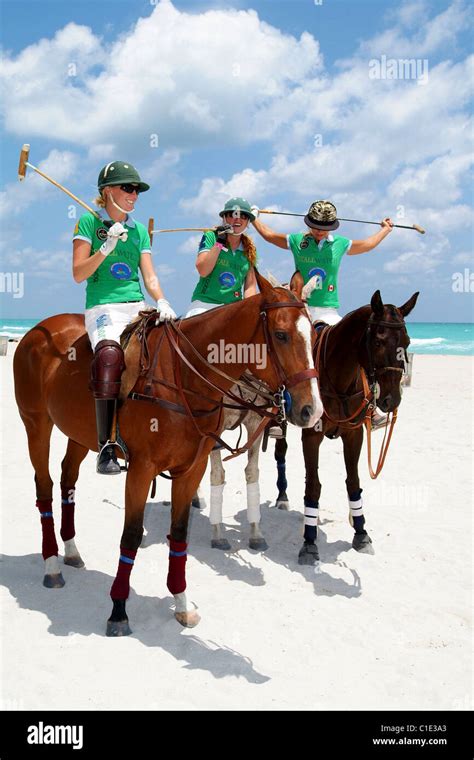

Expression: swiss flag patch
xmin=328 ymin=284 xmax=334 ymax=292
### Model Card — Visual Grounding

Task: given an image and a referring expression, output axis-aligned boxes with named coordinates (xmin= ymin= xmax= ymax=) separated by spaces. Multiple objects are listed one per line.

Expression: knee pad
xmin=90 ymin=340 xmax=126 ymax=399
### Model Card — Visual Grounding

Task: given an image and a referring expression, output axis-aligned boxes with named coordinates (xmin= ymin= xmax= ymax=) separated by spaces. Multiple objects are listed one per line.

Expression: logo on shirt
xmin=308 ymin=267 xmax=327 ymax=281
xmin=219 ymin=271 xmax=236 ymax=288
xmin=96 ymin=227 xmax=109 ymax=242
xmin=300 ymin=240 xmax=309 ymax=249
xmin=110 ymin=262 xmax=132 ymax=280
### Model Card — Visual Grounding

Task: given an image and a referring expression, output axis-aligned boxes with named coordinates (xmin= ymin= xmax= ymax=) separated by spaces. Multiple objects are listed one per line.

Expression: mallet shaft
xmin=259 ymin=209 xmax=425 ymax=234
xmin=24 ymin=161 xmax=100 ymax=218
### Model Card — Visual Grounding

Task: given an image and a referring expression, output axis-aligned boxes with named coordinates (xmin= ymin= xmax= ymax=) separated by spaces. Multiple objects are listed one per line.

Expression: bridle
xmin=314 ymin=311 xmax=408 ymax=479
xmin=128 ymin=297 xmax=318 ymax=472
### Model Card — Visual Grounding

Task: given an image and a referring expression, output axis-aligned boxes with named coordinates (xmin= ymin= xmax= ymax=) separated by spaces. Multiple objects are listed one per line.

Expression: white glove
xmin=250 ymin=205 xmax=260 ymax=220
xmin=99 ymin=222 xmax=128 ymax=257
xmin=156 ymin=298 xmax=177 ymax=323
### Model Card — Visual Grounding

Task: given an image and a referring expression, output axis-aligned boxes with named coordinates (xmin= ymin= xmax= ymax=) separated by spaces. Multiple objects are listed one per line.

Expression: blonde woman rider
xmin=73 ymin=161 xmax=177 ymax=474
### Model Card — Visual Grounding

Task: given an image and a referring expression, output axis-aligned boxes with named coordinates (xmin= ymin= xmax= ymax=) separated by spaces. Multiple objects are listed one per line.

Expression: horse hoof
xmin=211 ymin=538 xmax=231 ymax=550
xmin=175 ymin=609 xmax=201 ymax=628
xmin=352 ymin=532 xmax=375 ymax=554
xmin=298 ymin=543 xmax=319 ymax=566
xmin=64 ymin=555 xmax=85 ymax=569
xmin=106 ymin=619 xmax=132 ymax=637
xmin=276 ymin=491 xmax=290 ymax=510
xmin=43 ymin=573 xmax=65 ymax=588
xmin=248 ymin=537 xmax=268 ymax=551
xmin=191 ymin=496 xmax=201 ymax=509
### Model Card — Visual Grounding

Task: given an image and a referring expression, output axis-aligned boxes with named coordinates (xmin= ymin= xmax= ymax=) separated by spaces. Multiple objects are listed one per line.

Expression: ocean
xmin=0 ymin=319 xmax=473 ymax=356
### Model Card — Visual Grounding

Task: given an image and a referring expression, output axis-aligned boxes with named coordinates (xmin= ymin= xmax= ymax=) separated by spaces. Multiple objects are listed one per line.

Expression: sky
xmin=0 ymin=0 xmax=473 ymax=321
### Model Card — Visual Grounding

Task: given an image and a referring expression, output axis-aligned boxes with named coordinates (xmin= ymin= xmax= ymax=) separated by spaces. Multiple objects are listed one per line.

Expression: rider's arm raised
xmin=347 ymin=218 xmax=394 ymax=255
xmin=252 ymin=218 xmax=289 ymax=250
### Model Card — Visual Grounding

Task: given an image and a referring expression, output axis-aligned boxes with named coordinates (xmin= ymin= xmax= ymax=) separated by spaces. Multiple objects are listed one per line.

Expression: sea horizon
xmin=0 ymin=318 xmax=473 ymax=355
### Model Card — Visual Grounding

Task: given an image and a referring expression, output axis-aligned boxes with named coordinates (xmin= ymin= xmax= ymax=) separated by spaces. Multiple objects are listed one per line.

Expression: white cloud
xmin=0 ymin=2 xmax=322 ymax=153
xmin=177 ymin=234 xmax=203 ymax=255
xmin=0 ymin=150 xmax=80 ymax=218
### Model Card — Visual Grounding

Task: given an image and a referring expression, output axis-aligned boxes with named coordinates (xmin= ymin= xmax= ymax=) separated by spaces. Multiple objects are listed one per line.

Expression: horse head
xmin=362 ymin=290 xmax=419 ymax=413
xmin=255 ymin=270 xmax=324 ymax=427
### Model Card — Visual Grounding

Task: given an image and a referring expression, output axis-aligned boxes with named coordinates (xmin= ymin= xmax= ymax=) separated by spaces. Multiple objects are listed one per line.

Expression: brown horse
xmin=273 ymin=288 xmax=419 ymax=565
xmin=13 ymin=272 xmax=323 ymax=635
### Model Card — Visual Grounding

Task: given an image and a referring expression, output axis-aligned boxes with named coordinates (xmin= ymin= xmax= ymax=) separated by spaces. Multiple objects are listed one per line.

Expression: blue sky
xmin=1 ymin=0 xmax=473 ymax=321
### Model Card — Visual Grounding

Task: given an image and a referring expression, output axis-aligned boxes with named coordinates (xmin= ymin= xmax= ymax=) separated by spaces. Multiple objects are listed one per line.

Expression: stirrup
xmin=97 ymin=443 xmax=122 ymax=475
xmin=268 ymin=425 xmax=284 ymax=439
xmin=371 ymin=412 xmax=388 ymax=430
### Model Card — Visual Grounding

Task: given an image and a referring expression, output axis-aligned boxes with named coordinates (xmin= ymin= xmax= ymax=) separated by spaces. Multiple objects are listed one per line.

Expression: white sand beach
xmin=1 ymin=344 xmax=472 ymax=711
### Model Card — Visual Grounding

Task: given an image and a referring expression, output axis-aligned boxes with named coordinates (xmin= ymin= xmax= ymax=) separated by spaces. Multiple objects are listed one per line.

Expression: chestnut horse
xmin=13 ymin=272 xmax=323 ymax=635
xmin=273 ymin=289 xmax=419 ymax=565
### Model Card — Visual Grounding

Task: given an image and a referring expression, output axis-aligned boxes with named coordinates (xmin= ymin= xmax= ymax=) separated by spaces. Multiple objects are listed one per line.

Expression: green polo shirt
xmin=73 ymin=213 xmax=151 ymax=309
xmin=191 ymin=230 xmax=255 ymax=305
xmin=287 ymin=232 xmax=351 ymax=308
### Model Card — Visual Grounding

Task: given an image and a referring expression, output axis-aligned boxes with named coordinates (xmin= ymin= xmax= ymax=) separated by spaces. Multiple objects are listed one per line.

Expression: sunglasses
xmin=120 ymin=184 xmax=141 ymax=194
xmin=224 ymin=211 xmax=250 ymax=220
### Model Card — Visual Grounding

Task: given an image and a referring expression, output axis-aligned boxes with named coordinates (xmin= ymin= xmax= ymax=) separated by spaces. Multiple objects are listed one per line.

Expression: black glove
xmin=214 ymin=224 xmax=233 ymax=245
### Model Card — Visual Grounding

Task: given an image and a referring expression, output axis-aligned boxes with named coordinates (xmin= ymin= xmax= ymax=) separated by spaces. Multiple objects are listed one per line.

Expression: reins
xmin=314 ymin=313 xmax=407 ymax=479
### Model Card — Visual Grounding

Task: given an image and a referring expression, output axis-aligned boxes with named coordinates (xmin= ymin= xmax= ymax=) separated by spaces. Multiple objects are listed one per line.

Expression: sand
xmin=1 ymin=345 xmax=472 ymax=711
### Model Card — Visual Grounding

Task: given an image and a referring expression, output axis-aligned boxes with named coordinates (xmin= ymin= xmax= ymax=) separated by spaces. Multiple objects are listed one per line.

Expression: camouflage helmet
xmin=304 ymin=200 xmax=339 ymax=231
xmin=219 ymin=197 xmax=256 ymax=222
xmin=97 ymin=161 xmax=150 ymax=192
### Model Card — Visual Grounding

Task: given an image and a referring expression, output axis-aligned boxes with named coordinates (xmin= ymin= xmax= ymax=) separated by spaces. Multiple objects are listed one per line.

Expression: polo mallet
xmin=259 ymin=208 xmax=425 ymax=234
xmin=147 ymin=221 xmax=227 ymax=251
xmin=18 ymin=144 xmax=109 ymax=223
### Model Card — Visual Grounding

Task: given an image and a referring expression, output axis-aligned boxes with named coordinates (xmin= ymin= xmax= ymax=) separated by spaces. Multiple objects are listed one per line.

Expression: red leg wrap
xmin=110 ymin=547 xmax=137 ymax=600
xmin=60 ymin=486 xmax=76 ymax=542
xmin=166 ymin=534 xmax=187 ymax=595
xmin=36 ymin=499 xmax=59 ymax=561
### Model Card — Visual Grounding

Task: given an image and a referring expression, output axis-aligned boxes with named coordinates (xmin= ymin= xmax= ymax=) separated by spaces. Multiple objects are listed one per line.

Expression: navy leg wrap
xmin=303 ymin=497 xmax=319 ymax=543
xmin=276 ymin=460 xmax=287 ymax=494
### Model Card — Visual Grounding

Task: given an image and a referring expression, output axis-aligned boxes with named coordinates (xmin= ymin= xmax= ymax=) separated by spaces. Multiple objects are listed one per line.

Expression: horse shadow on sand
xmin=0 ymin=551 xmax=268 ymax=684
xmin=142 ymin=496 xmax=362 ymax=600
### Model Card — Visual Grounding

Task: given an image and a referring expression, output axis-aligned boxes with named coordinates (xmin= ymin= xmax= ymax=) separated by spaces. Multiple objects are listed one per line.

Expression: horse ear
xmin=289 ymin=270 xmax=304 ymax=299
xmin=370 ymin=290 xmax=384 ymax=317
xmin=399 ymin=291 xmax=419 ymax=317
xmin=255 ymin=269 xmax=274 ymax=295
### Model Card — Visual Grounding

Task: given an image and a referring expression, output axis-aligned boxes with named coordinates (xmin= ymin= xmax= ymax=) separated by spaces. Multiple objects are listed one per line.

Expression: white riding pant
xmin=85 ymin=301 xmax=147 ymax=350
xmin=308 ymin=306 xmax=342 ymax=325
xmin=185 ymin=300 xmax=221 ymax=318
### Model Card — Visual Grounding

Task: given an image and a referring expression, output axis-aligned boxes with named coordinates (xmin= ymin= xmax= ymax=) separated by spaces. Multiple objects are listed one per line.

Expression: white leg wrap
xmin=174 ymin=591 xmax=189 ymax=613
xmin=246 ymin=482 xmax=260 ymax=524
xmin=348 ymin=496 xmax=364 ymax=518
xmin=210 ymin=483 xmax=225 ymax=525
xmin=44 ymin=556 xmax=61 ymax=576
xmin=304 ymin=504 xmax=319 ymax=527
xmin=63 ymin=538 xmax=79 ymax=558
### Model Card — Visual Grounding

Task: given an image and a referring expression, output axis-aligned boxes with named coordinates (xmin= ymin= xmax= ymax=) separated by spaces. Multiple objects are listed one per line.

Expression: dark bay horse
xmin=273 ymin=288 xmax=419 ymax=565
xmin=13 ymin=272 xmax=323 ymax=635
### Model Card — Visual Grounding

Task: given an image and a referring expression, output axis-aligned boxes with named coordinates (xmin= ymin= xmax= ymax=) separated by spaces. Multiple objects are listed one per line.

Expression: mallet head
xmin=18 ymin=144 xmax=30 ymax=181
xmin=148 ymin=217 xmax=154 ymax=247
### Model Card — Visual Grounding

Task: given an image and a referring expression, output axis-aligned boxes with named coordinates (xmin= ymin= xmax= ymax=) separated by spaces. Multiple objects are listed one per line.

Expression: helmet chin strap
xmin=228 ymin=221 xmax=249 ymax=237
xmin=108 ymin=189 xmax=134 ymax=215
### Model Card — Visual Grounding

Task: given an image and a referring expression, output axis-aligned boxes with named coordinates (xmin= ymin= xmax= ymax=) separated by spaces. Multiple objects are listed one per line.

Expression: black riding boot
xmin=95 ymin=399 xmax=122 ymax=475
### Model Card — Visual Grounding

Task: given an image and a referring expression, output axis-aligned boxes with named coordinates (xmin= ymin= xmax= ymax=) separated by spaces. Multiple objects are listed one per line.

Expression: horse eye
xmin=275 ymin=331 xmax=288 ymax=342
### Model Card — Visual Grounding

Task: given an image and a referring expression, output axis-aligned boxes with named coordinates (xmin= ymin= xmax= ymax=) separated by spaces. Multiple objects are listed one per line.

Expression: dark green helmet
xmin=219 ymin=197 xmax=255 ymax=222
xmin=97 ymin=161 xmax=150 ymax=192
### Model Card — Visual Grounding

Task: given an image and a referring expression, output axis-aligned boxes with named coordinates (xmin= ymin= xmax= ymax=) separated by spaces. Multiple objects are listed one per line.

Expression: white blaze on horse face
xmin=296 ymin=315 xmax=324 ymax=424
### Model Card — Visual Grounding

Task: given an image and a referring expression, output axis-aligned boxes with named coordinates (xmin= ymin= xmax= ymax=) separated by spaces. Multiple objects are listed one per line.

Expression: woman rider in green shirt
xmin=73 ymin=161 xmax=177 ymax=474
xmin=185 ymin=197 xmax=258 ymax=317
xmin=251 ymin=200 xmax=394 ymax=427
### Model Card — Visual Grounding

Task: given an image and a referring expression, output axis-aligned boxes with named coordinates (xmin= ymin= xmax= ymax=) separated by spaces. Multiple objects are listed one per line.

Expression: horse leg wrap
xmin=348 ymin=488 xmax=365 ymax=532
xmin=246 ymin=482 xmax=260 ymax=524
xmin=303 ymin=497 xmax=319 ymax=544
xmin=60 ymin=486 xmax=76 ymax=542
xmin=209 ymin=483 xmax=225 ymax=525
xmin=167 ymin=535 xmax=187 ymax=595
xmin=36 ymin=499 xmax=59 ymax=560
xmin=275 ymin=459 xmax=288 ymax=494
xmin=110 ymin=547 xmax=137 ymax=600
